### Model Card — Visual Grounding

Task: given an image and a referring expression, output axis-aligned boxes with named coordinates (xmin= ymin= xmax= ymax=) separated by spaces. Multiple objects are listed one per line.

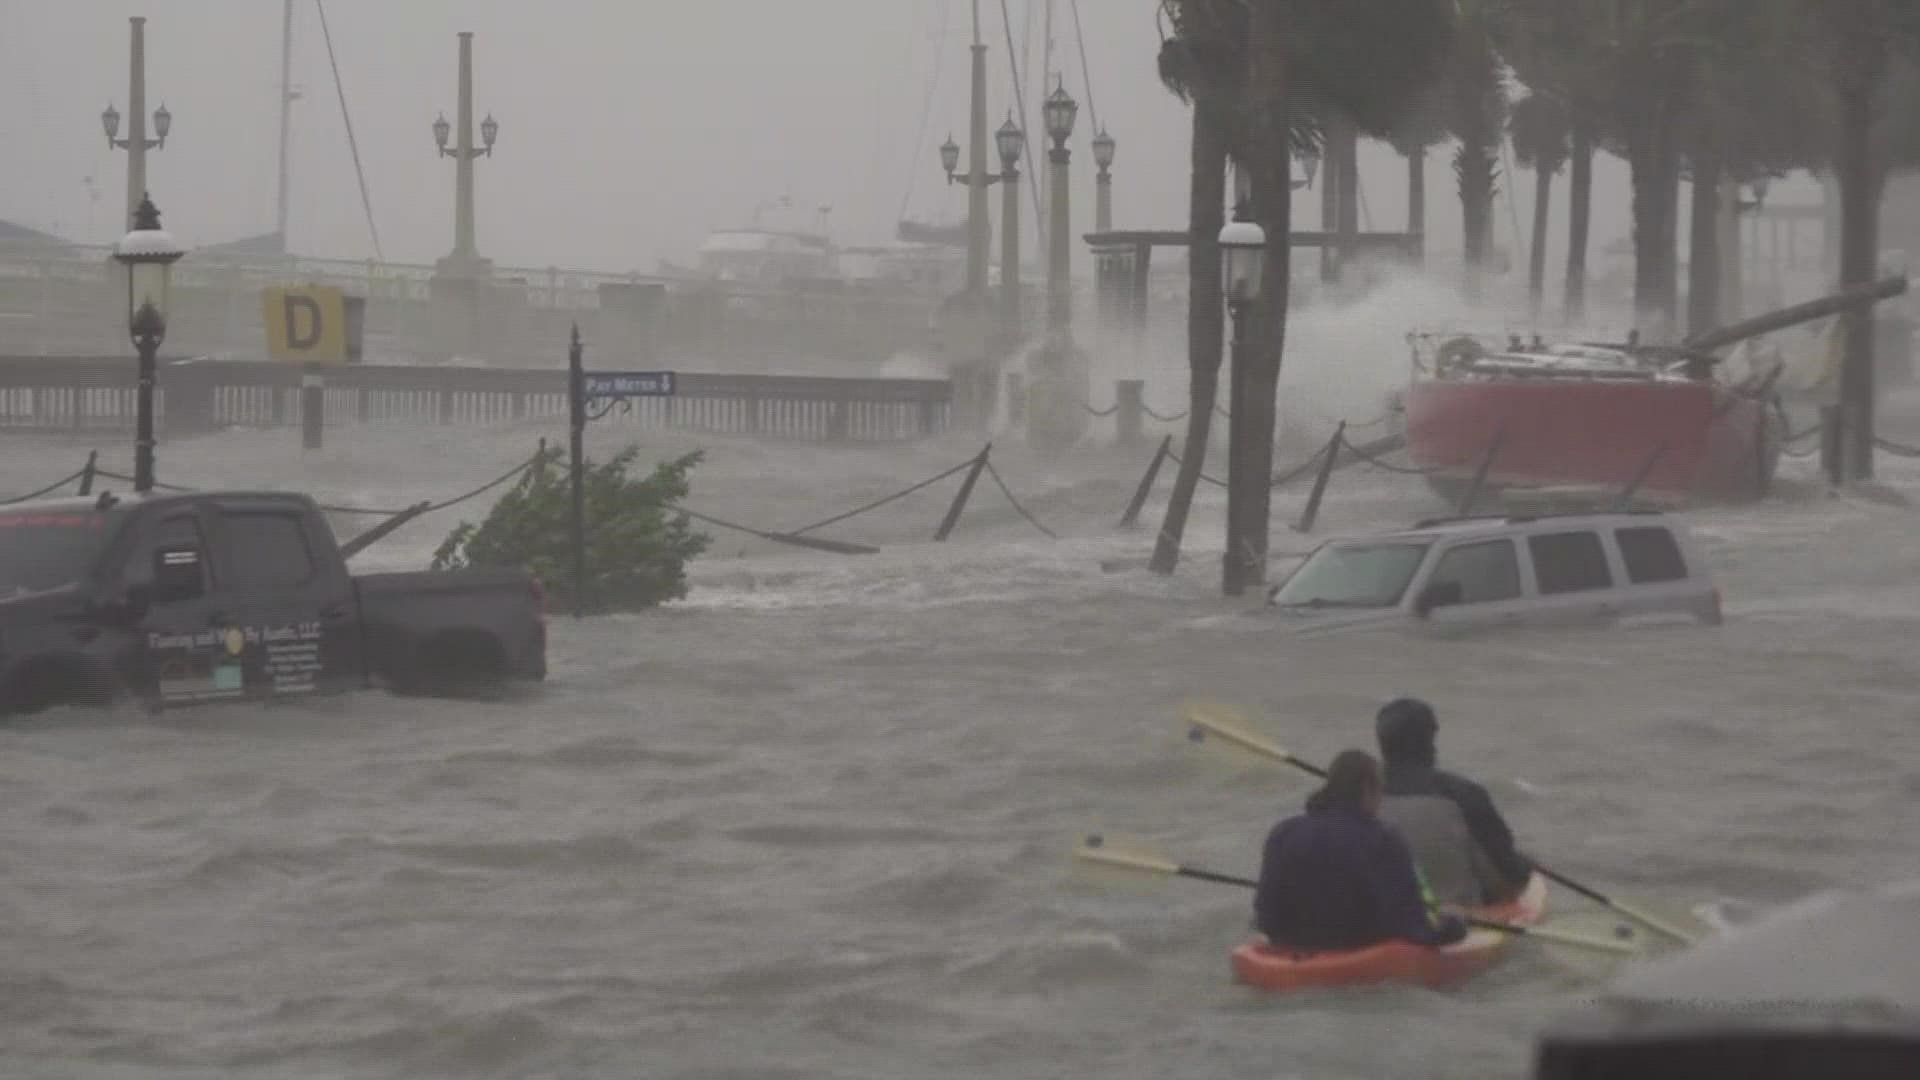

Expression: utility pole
xmin=277 ymin=0 xmax=299 ymax=249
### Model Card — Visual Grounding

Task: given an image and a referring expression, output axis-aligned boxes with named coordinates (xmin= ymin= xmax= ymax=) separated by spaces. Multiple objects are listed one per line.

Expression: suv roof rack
xmin=1409 ymin=507 xmax=1667 ymax=530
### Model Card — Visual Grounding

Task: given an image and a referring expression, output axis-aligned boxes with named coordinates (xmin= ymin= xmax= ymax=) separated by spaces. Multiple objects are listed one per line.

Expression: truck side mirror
xmin=1415 ymin=581 xmax=1463 ymax=618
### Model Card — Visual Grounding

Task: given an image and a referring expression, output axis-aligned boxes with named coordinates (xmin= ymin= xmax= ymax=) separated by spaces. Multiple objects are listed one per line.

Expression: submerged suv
xmin=1265 ymin=510 xmax=1723 ymax=634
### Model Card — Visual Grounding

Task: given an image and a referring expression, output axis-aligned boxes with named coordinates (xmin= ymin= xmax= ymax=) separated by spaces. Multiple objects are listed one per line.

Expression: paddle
xmin=1179 ymin=700 xmax=1704 ymax=947
xmin=1071 ymin=833 xmax=1642 ymax=956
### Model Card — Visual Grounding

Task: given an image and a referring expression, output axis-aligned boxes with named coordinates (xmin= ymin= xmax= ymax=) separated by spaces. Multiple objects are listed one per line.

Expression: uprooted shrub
xmin=431 ymin=443 xmax=710 ymax=612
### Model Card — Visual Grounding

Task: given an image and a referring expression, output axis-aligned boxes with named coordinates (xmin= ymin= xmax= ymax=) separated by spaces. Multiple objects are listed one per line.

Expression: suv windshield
xmin=0 ymin=509 xmax=117 ymax=598
xmin=1272 ymin=541 xmax=1432 ymax=609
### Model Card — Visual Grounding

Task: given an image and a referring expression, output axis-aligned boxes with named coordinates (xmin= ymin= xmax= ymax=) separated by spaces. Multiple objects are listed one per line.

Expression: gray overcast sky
xmin=1 ymin=0 xmax=1737 ymax=277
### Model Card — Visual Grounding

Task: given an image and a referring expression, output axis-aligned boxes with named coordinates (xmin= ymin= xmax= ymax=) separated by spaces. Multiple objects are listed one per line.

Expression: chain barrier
xmin=1081 ymin=402 xmax=1120 ymax=418
xmin=984 ymin=460 xmax=1060 ymax=540
xmin=1874 ymin=436 xmax=1920 ymax=459
xmin=1142 ymin=405 xmax=1189 ymax=423
xmin=1163 ymin=448 xmax=1228 ymax=488
xmin=1335 ymin=431 xmax=1444 ymax=476
xmin=1 ymin=466 xmax=92 ymax=505
xmin=784 ymin=455 xmax=980 ymax=537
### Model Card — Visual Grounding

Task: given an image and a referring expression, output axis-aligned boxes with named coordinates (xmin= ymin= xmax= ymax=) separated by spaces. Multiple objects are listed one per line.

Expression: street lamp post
xmin=1218 ymin=215 xmax=1267 ymax=596
xmin=1092 ymin=128 xmax=1115 ymax=233
xmin=1042 ymin=80 xmax=1078 ymax=333
xmin=102 ymin=16 xmax=172 ymax=230
xmin=996 ymin=115 xmax=1025 ymax=344
xmin=112 ymin=194 xmax=186 ymax=495
xmin=433 ymin=31 xmax=499 ymax=269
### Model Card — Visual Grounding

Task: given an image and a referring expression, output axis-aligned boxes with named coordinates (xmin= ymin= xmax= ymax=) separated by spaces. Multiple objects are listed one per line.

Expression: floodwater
xmin=2 ymin=385 xmax=1918 ymax=1080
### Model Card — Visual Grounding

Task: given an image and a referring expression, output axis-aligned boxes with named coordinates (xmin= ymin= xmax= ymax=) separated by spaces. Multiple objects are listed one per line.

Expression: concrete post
xmin=454 ymin=32 xmax=479 ymax=261
xmin=966 ymin=1 xmax=990 ymax=299
xmin=1048 ymin=141 xmax=1072 ymax=332
xmin=1002 ymin=162 xmax=1022 ymax=345
xmin=1116 ymin=379 xmax=1144 ymax=446
xmin=125 ymin=17 xmax=149 ymax=229
xmin=1095 ymin=169 xmax=1112 ymax=234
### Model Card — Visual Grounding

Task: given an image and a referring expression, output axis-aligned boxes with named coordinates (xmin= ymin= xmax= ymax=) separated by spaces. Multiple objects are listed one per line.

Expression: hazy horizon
xmin=2 ymin=1 xmax=1824 ymax=278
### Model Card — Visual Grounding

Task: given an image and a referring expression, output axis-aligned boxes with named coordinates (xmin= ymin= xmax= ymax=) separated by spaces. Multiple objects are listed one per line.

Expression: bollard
xmin=1005 ymin=373 xmax=1027 ymax=429
xmin=1611 ymin=442 xmax=1667 ymax=511
xmin=1456 ymin=426 xmax=1507 ymax=516
xmin=1116 ymin=379 xmax=1146 ymax=447
xmin=1293 ymin=422 xmax=1346 ymax=533
xmin=78 ymin=450 xmax=98 ymax=496
xmin=934 ymin=444 xmax=992 ymax=541
xmin=1118 ymin=434 xmax=1172 ymax=529
xmin=301 ymin=363 xmax=324 ymax=450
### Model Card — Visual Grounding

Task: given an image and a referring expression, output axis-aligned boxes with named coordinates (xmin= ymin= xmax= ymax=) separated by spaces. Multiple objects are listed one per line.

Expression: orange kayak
xmin=1230 ymin=873 xmax=1549 ymax=993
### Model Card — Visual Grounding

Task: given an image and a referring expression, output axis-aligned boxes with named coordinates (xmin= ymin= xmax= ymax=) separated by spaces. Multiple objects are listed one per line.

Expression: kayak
xmin=1230 ymin=872 xmax=1550 ymax=993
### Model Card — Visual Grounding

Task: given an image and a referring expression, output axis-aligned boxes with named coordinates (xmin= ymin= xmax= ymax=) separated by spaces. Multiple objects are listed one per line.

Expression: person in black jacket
xmin=1254 ymin=749 xmax=1469 ymax=951
xmin=1374 ymin=697 xmax=1534 ymax=906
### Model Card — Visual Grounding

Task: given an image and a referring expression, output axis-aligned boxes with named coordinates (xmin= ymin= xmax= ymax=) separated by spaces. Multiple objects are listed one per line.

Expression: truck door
xmin=206 ymin=502 xmax=358 ymax=699
xmin=119 ymin=507 xmax=234 ymax=707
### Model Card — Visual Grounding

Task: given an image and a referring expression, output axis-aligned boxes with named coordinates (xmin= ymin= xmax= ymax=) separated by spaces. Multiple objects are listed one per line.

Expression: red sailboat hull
xmin=1404 ymin=378 xmax=1781 ymax=502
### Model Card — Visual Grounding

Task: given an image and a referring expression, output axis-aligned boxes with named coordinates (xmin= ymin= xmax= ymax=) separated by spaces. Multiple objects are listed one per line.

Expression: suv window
xmin=220 ymin=511 xmax=316 ymax=588
xmin=124 ymin=513 xmax=210 ymax=603
xmin=1428 ymin=539 xmax=1521 ymax=604
xmin=1528 ymin=531 xmax=1613 ymax=595
xmin=1615 ymin=526 xmax=1688 ymax=584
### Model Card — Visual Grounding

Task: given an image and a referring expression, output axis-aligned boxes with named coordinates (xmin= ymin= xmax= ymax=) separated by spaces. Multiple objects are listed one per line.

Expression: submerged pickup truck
xmin=0 ymin=490 xmax=546 ymax=717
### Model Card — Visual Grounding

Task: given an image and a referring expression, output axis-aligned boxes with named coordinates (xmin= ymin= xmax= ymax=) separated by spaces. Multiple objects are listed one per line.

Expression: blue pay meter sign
xmin=583 ymin=371 xmax=676 ymax=399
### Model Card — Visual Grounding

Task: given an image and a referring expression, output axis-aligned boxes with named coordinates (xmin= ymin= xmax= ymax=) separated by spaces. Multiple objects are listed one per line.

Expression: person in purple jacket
xmin=1253 ymin=749 xmax=1470 ymax=952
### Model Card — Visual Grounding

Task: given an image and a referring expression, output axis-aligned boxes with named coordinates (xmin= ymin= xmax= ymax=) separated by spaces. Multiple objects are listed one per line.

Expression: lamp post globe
xmin=1043 ymin=82 xmax=1078 ymax=147
xmin=153 ymin=102 xmax=172 ymax=143
xmin=102 ymin=102 xmax=121 ymax=143
xmin=113 ymin=193 xmax=186 ymax=331
xmin=1091 ymin=128 xmax=1115 ymax=172
xmin=1218 ymin=220 xmax=1267 ymax=306
xmin=995 ymin=115 xmax=1024 ymax=171
xmin=433 ymin=112 xmax=452 ymax=152
xmin=480 ymin=112 xmax=499 ymax=152
xmin=939 ymin=134 xmax=961 ymax=179
xmin=112 ymin=192 xmax=187 ymax=495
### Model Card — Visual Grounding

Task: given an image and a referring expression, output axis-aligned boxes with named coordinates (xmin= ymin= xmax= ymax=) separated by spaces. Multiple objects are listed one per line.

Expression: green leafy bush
xmin=431 ymin=443 xmax=710 ymax=612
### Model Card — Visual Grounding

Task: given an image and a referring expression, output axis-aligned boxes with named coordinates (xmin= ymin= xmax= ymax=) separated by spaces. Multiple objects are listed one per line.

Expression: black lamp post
xmin=1218 ymin=214 xmax=1267 ymax=595
xmin=112 ymin=193 xmax=186 ymax=494
xmin=1042 ymin=80 xmax=1079 ymax=333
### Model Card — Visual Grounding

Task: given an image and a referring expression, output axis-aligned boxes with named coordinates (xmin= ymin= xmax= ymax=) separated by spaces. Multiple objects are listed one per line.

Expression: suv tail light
xmin=530 ymin=577 xmax=548 ymax=624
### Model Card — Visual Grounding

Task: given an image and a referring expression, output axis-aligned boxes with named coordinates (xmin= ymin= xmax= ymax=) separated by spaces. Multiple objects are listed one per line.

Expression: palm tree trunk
xmin=1336 ymin=115 xmax=1359 ymax=276
xmin=1407 ymin=146 xmax=1427 ymax=266
xmin=1320 ymin=127 xmax=1340 ymax=284
xmin=1686 ymin=147 xmax=1722 ymax=338
xmin=1528 ymin=164 xmax=1553 ymax=321
xmin=1836 ymin=78 xmax=1880 ymax=482
xmin=1229 ymin=0 xmax=1293 ymax=596
xmin=1629 ymin=139 xmax=1682 ymax=335
xmin=1565 ymin=120 xmax=1593 ymax=325
xmin=1458 ymin=138 xmax=1495 ymax=303
xmin=1149 ymin=97 xmax=1229 ymax=576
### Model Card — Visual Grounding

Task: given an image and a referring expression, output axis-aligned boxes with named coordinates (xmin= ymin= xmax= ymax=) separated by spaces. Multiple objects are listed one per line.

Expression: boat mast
xmin=276 ymin=0 xmax=296 ymax=249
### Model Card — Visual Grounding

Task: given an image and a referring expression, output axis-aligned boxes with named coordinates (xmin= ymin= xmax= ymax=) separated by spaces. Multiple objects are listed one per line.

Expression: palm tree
xmin=1150 ymin=0 xmax=1247 ymax=577
xmin=1798 ymin=1 xmax=1920 ymax=481
xmin=1225 ymin=0 xmax=1453 ymax=592
xmin=1387 ymin=90 xmax=1450 ymax=267
xmin=1498 ymin=0 xmax=1613 ymax=325
xmin=1508 ymin=92 xmax=1569 ymax=321
xmin=1446 ymin=2 xmax=1510 ymax=304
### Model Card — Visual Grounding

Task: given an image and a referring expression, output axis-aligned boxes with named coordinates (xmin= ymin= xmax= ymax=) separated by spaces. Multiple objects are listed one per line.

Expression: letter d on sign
xmin=284 ymin=295 xmax=324 ymax=351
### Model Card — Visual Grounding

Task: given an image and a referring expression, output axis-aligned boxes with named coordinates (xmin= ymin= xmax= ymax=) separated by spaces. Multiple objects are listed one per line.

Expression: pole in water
xmin=568 ymin=324 xmax=586 ymax=619
xmin=301 ymin=362 xmax=324 ymax=450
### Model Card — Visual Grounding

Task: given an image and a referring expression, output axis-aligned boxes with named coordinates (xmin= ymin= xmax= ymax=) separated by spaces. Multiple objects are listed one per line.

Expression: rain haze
xmin=2 ymin=3 xmax=1917 ymax=1080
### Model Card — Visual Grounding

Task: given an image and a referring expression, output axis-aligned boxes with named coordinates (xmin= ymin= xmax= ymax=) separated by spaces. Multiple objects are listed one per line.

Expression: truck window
xmin=0 ymin=509 xmax=117 ymax=598
xmin=1615 ymin=526 xmax=1688 ymax=583
xmin=125 ymin=514 xmax=211 ymax=603
xmin=1428 ymin=539 xmax=1521 ymax=604
xmin=220 ymin=511 xmax=316 ymax=588
xmin=1528 ymin=531 xmax=1613 ymax=595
